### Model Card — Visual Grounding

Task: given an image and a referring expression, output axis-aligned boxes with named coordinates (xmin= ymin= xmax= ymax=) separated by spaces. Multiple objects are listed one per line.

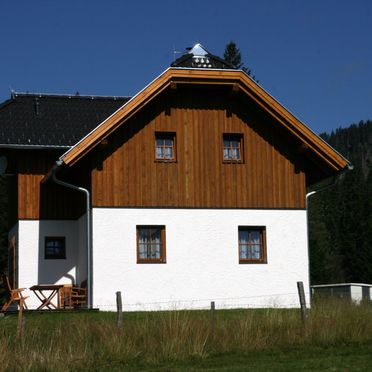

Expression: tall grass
xmin=1 ymin=299 xmax=372 ymax=371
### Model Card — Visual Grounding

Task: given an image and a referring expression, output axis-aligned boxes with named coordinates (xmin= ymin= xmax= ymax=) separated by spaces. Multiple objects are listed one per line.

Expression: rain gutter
xmin=0 ymin=144 xmax=71 ymax=150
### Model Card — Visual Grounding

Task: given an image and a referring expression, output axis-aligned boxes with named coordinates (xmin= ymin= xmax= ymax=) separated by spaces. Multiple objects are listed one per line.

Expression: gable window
xmin=238 ymin=227 xmax=266 ymax=263
xmin=223 ymin=134 xmax=243 ymax=162
xmin=155 ymin=132 xmax=176 ymax=161
xmin=45 ymin=237 xmax=66 ymax=259
xmin=137 ymin=226 xmax=166 ymax=263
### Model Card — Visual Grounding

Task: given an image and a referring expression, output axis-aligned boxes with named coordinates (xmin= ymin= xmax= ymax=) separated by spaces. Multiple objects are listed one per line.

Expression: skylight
xmin=189 ymin=43 xmax=212 ymax=68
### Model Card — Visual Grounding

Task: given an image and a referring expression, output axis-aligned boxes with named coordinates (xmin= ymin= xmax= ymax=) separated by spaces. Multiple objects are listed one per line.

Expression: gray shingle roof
xmin=0 ymin=92 xmax=130 ymax=147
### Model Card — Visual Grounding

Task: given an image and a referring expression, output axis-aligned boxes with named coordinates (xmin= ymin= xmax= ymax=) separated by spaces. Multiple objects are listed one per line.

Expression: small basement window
xmin=155 ymin=132 xmax=176 ymax=161
xmin=238 ymin=227 xmax=267 ymax=264
xmin=223 ymin=134 xmax=243 ymax=162
xmin=137 ymin=226 xmax=166 ymax=263
xmin=45 ymin=237 xmax=66 ymax=259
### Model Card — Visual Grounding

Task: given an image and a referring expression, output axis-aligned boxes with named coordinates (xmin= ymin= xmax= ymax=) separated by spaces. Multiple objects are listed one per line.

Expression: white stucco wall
xmin=77 ymin=214 xmax=88 ymax=285
xmin=92 ymin=208 xmax=309 ymax=311
xmin=17 ymin=220 xmax=79 ymax=308
xmin=350 ymin=285 xmax=363 ymax=303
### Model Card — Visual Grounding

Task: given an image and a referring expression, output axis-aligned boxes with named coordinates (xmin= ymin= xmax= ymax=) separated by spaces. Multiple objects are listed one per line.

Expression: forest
xmin=0 ymin=120 xmax=371 ymax=302
xmin=309 ymin=120 xmax=372 ymax=284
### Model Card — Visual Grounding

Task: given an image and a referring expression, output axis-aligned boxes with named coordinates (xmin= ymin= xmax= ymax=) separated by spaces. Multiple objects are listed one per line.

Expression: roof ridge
xmin=60 ymin=68 xmax=351 ymax=173
xmin=12 ymin=91 xmax=131 ymax=100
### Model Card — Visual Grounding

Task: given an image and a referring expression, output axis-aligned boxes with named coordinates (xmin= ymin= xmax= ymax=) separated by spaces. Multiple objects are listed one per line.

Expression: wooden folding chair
xmin=1 ymin=273 xmax=28 ymax=312
xmin=58 ymin=284 xmax=73 ymax=309
xmin=71 ymin=280 xmax=87 ymax=308
xmin=58 ymin=281 xmax=87 ymax=309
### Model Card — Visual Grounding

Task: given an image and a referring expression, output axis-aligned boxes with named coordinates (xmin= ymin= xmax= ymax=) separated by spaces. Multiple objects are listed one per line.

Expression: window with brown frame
xmin=155 ymin=132 xmax=176 ymax=161
xmin=45 ymin=237 xmax=66 ymax=259
xmin=238 ymin=227 xmax=267 ymax=263
xmin=223 ymin=133 xmax=243 ymax=162
xmin=137 ymin=225 xmax=166 ymax=263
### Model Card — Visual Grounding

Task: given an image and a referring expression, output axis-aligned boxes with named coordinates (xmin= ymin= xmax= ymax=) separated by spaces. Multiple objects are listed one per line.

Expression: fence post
xmin=116 ymin=291 xmax=123 ymax=330
xmin=16 ymin=300 xmax=25 ymax=341
xmin=210 ymin=301 xmax=215 ymax=333
xmin=297 ymin=281 xmax=308 ymax=325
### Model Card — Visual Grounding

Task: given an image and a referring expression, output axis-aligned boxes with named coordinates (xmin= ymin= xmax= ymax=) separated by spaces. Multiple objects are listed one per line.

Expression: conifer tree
xmin=309 ymin=120 xmax=372 ymax=284
xmin=223 ymin=41 xmax=258 ymax=81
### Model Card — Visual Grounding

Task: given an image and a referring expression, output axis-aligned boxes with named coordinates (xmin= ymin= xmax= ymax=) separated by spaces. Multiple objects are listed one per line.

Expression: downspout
xmin=47 ymin=160 xmax=93 ymax=309
xmin=305 ymin=164 xmax=354 ymax=302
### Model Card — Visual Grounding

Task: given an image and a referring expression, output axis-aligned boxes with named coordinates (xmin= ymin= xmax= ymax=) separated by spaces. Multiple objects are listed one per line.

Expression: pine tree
xmin=309 ymin=120 xmax=372 ymax=284
xmin=223 ymin=41 xmax=258 ymax=81
xmin=308 ymin=195 xmax=334 ymax=283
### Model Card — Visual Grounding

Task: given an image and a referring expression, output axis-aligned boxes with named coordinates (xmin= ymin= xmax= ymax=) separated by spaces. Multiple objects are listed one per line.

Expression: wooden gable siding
xmin=91 ymin=86 xmax=306 ymax=209
xmin=7 ymin=175 xmax=18 ymax=228
xmin=16 ymin=151 xmax=85 ymax=220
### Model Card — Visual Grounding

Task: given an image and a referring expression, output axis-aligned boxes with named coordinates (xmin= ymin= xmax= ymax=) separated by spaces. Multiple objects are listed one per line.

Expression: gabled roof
xmin=60 ymin=68 xmax=351 ymax=174
xmin=0 ymin=92 xmax=130 ymax=148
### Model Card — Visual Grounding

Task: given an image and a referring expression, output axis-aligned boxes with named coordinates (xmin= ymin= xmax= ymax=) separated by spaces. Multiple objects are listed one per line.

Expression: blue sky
xmin=1 ymin=0 xmax=371 ymax=134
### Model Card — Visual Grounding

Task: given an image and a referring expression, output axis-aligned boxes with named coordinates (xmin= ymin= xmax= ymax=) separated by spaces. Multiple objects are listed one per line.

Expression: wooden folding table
xmin=29 ymin=284 xmax=65 ymax=310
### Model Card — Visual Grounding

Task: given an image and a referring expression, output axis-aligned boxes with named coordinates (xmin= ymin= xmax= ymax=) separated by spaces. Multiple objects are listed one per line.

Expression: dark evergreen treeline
xmin=309 ymin=120 xmax=372 ymax=284
xmin=0 ymin=121 xmax=371 ymax=303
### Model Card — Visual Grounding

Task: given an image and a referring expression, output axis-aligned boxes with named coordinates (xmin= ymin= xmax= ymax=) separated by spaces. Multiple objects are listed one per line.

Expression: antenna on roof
xmin=9 ymin=86 xmax=15 ymax=99
xmin=173 ymin=46 xmax=183 ymax=61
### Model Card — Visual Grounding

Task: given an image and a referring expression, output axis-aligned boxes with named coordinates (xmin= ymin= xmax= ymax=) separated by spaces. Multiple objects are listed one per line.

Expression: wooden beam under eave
xmin=62 ymin=78 xmax=173 ymax=166
xmin=100 ymin=138 xmax=108 ymax=147
xmin=171 ymin=73 xmax=329 ymax=164
xmin=296 ymin=143 xmax=309 ymax=154
xmin=173 ymin=69 xmax=348 ymax=171
xmin=232 ymin=83 xmax=240 ymax=93
xmin=61 ymin=68 xmax=349 ymax=172
xmin=236 ymin=73 xmax=349 ymax=170
xmin=236 ymin=82 xmax=348 ymax=172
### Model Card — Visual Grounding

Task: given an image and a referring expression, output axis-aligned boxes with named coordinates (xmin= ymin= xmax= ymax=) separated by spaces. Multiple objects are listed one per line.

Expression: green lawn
xmin=1 ymin=300 xmax=372 ymax=371
xmin=129 ymin=346 xmax=372 ymax=371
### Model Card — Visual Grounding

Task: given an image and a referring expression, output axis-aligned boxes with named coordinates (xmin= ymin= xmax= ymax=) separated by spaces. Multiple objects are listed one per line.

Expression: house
xmin=0 ymin=44 xmax=351 ymax=310
xmin=311 ymin=283 xmax=372 ymax=303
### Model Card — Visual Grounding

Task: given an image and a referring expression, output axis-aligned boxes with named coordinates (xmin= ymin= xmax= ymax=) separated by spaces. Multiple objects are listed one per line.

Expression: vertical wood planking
xmin=90 ymin=87 xmax=307 ymax=209
xmin=17 ymin=151 xmax=84 ymax=220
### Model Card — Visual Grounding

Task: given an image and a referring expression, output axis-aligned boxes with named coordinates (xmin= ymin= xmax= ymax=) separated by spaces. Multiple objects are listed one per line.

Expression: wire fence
xmin=12 ymin=286 xmax=309 ymax=313
xmin=8 ymin=285 xmax=310 ymax=341
xmin=95 ymin=291 xmax=307 ymax=312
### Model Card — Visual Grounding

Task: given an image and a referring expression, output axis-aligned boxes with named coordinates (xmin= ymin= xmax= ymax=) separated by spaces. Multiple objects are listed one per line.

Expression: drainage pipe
xmin=47 ymin=160 xmax=93 ymax=309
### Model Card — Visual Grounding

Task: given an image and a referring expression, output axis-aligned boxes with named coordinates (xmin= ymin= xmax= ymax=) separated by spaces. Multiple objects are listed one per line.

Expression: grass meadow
xmin=1 ymin=298 xmax=372 ymax=371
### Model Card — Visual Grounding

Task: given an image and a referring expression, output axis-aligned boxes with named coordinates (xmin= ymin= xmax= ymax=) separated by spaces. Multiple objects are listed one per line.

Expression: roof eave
xmin=60 ymin=67 xmax=351 ymax=172
xmin=0 ymin=144 xmax=71 ymax=150
xmin=60 ymin=67 xmax=175 ymax=165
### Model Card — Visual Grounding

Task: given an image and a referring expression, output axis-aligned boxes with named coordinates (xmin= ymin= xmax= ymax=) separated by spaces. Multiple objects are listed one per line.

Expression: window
xmin=137 ymin=226 xmax=166 ymax=263
xmin=223 ymin=134 xmax=243 ymax=162
xmin=155 ymin=132 xmax=176 ymax=161
xmin=45 ymin=237 xmax=66 ymax=259
xmin=238 ymin=227 xmax=266 ymax=263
